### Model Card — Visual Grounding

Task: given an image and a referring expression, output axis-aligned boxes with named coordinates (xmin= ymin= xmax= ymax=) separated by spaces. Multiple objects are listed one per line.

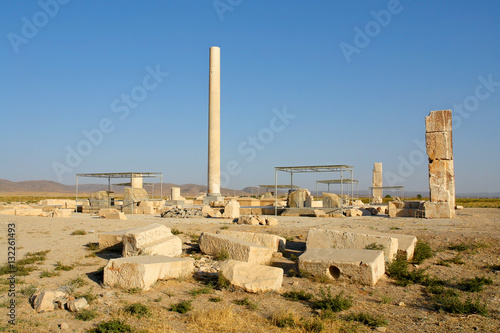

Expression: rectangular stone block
xmin=306 ymin=228 xmax=398 ymax=261
xmin=124 ymin=235 xmax=182 ymax=257
xmin=0 ymin=209 xmax=15 ymax=215
xmin=298 ymin=249 xmax=385 ymax=286
xmin=123 ymin=223 xmax=172 ymax=249
xmin=15 ymin=208 xmax=43 ymax=216
xmin=426 ymin=131 xmax=453 ymax=160
xmin=104 ymin=256 xmax=194 ymax=290
xmin=54 ymin=209 xmax=73 ymax=217
xmin=99 ymin=227 xmax=136 ymax=249
xmin=199 ymin=232 xmax=275 ymax=265
xmin=388 ymin=208 xmax=415 ymax=218
xmin=219 ymin=260 xmax=283 ymax=293
xmin=424 ymin=201 xmax=454 ymax=219
xmin=425 ymin=110 xmax=452 ymax=133
xmin=217 ymin=230 xmax=286 ymax=252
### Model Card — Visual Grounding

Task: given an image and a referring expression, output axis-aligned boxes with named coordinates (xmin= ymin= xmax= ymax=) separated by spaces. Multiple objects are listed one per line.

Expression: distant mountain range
xmin=0 ymin=179 xmax=498 ymax=198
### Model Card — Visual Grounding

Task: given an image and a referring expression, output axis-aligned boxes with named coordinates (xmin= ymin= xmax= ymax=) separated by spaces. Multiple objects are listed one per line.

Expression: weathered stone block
xmin=323 ymin=193 xmax=341 ymax=208
xmin=424 ymin=201 xmax=454 ymax=219
xmin=104 ymin=256 xmax=194 ymax=291
xmin=122 ymin=224 xmax=180 ymax=257
xmin=15 ymin=208 xmax=43 ymax=216
xmin=54 ymin=209 xmax=72 ymax=217
xmin=345 ymin=209 xmax=363 ymax=217
xmin=425 ymin=109 xmax=452 ymax=133
xmin=219 ymin=260 xmax=283 ymax=293
xmin=67 ymin=298 xmax=88 ymax=312
xmin=306 ymin=228 xmax=398 ymax=261
xmin=299 ymin=249 xmax=385 ymax=286
xmin=287 ymin=189 xmax=312 ymax=208
xmin=217 ymin=230 xmax=286 ymax=252
xmin=426 ymin=131 xmax=453 ymax=160
xmin=199 ymin=233 xmax=274 ymax=265
xmin=30 ymin=289 xmax=69 ymax=313
xmin=314 ymin=209 xmax=327 ymax=217
xmin=122 ymin=223 xmax=172 ymax=249
xmin=237 ymin=215 xmax=259 ymax=225
xmin=124 ymin=235 xmax=182 ymax=257
xmin=222 ymin=199 xmax=240 ymax=219
xmin=99 ymin=227 xmax=136 ymax=249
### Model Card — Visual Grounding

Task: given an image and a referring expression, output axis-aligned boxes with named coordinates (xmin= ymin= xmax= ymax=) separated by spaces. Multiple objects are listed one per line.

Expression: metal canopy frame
xmin=368 ymin=185 xmax=404 ymax=204
xmin=274 ymin=165 xmax=354 ymax=215
xmin=75 ymin=172 xmax=163 ymax=211
xmin=316 ymin=179 xmax=359 ymax=200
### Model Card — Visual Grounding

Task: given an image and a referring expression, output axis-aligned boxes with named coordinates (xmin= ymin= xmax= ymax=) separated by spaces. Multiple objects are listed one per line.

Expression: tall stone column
xmin=424 ymin=110 xmax=455 ymax=218
xmin=204 ymin=46 xmax=224 ymax=205
xmin=372 ymin=163 xmax=383 ymax=204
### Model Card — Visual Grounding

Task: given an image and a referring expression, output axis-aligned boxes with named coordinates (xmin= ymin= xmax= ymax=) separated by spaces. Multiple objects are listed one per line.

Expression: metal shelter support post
xmin=274 ymin=168 xmax=278 ymax=216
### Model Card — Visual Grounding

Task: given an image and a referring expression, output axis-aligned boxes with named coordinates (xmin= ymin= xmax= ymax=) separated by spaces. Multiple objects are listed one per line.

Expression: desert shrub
xmin=85 ymin=242 xmax=100 ymax=251
xmin=282 ymin=289 xmax=313 ymax=302
xmin=365 ymin=243 xmax=385 ymax=251
xmin=432 ymin=293 xmax=488 ymax=316
xmin=86 ymin=319 xmax=134 ymax=332
xmin=124 ymin=303 xmax=151 ymax=318
xmin=412 ymin=241 xmax=434 ymax=264
xmin=71 ymin=229 xmax=87 ymax=235
xmin=343 ymin=312 xmax=387 ymax=328
xmin=313 ymin=288 xmax=352 ymax=312
xmin=301 ymin=318 xmax=325 ymax=332
xmin=55 ymin=261 xmax=75 ymax=271
xmin=40 ymin=270 xmax=60 ymax=278
xmin=208 ymin=296 xmax=222 ymax=302
xmin=233 ymin=297 xmax=258 ymax=310
xmin=189 ymin=285 xmax=213 ymax=297
xmin=75 ymin=308 xmax=98 ymax=321
xmin=214 ymin=249 xmax=229 ymax=261
xmin=170 ymin=300 xmax=192 ymax=314
xmin=171 ymin=228 xmax=182 ymax=235
xmin=271 ymin=311 xmax=297 ymax=328
xmin=458 ymin=276 xmax=493 ymax=292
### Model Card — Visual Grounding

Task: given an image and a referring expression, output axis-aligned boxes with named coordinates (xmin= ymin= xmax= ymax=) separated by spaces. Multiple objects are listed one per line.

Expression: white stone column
xmin=372 ymin=163 xmax=383 ymax=204
xmin=208 ymin=46 xmax=221 ymax=196
xmin=171 ymin=187 xmax=181 ymax=201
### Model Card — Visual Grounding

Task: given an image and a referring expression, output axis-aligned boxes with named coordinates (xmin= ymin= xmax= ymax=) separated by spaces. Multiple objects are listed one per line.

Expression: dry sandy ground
xmin=0 ymin=208 xmax=499 ymax=332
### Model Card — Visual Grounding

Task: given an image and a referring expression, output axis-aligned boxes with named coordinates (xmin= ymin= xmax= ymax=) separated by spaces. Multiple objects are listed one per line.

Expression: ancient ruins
xmin=1 ymin=48 xmax=465 ymax=319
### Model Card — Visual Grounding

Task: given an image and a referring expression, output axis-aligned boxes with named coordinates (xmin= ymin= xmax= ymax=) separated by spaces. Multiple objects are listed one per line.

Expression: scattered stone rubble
xmin=237 ymin=214 xmax=278 ymax=226
xmin=161 ymin=207 xmax=203 ymax=218
xmin=30 ymin=287 xmax=89 ymax=314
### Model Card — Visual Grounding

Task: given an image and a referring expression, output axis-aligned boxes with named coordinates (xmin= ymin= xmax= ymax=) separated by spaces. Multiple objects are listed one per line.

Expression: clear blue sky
xmin=1 ymin=0 xmax=499 ymax=194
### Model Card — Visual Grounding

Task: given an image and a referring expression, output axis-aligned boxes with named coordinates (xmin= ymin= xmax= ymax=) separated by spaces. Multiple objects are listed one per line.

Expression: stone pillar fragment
xmin=372 ymin=163 xmax=383 ymax=204
xmin=424 ymin=110 xmax=455 ymax=218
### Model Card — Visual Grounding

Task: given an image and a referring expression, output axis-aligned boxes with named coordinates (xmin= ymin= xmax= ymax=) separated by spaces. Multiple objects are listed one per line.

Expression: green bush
xmin=343 ymin=312 xmax=388 ymax=328
xmin=86 ymin=319 xmax=134 ymax=333
xmin=170 ymin=300 xmax=192 ymax=314
xmin=312 ymin=288 xmax=352 ymax=312
xmin=282 ymin=289 xmax=313 ymax=302
xmin=432 ymin=294 xmax=488 ymax=316
xmin=412 ymin=241 xmax=434 ymax=264
xmin=458 ymin=276 xmax=493 ymax=292
xmin=75 ymin=308 xmax=98 ymax=321
xmin=124 ymin=303 xmax=151 ymax=318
